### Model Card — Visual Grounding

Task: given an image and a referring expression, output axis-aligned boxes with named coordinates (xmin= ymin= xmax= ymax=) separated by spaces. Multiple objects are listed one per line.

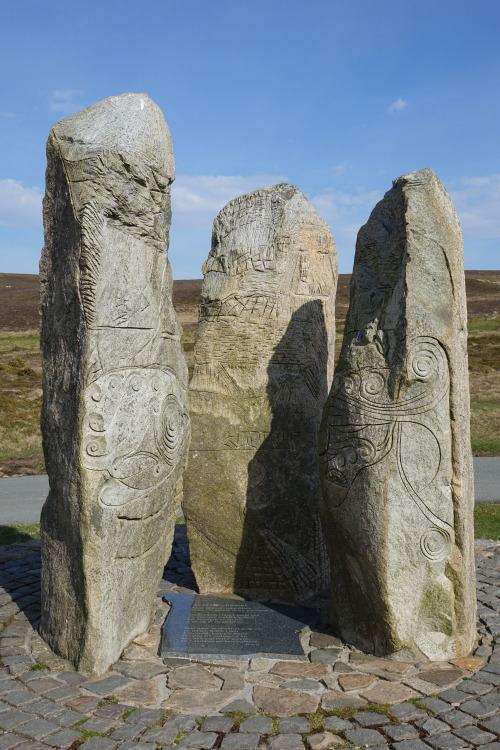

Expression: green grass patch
xmin=0 ymin=524 xmax=40 ymax=545
xmin=29 ymin=661 xmax=48 ymax=671
xmin=472 ymin=437 xmax=500 ymax=457
xmin=468 ymin=317 xmax=500 ymax=333
xmin=96 ymin=696 xmax=118 ymax=707
xmin=223 ymin=711 xmax=253 ymax=728
xmin=474 ymin=504 xmax=500 ymax=540
xmin=175 ymin=515 xmax=186 ymax=525
xmin=121 ymin=708 xmax=136 ymax=720
xmin=174 ymin=731 xmax=187 ymax=744
xmin=408 ymin=697 xmax=435 ymax=715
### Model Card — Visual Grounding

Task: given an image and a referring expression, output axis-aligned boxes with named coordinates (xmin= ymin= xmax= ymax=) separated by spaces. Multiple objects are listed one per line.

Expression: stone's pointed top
xmin=393 ymin=167 xmax=437 ymax=187
xmin=218 ymin=183 xmax=301 ymax=210
xmin=51 ymin=92 xmax=174 ymax=178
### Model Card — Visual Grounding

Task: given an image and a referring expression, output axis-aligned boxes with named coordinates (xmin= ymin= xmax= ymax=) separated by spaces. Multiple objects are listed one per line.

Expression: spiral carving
xmin=420 ymin=527 xmax=450 ymax=561
xmin=408 ymin=337 xmax=447 ymax=382
xmin=157 ymin=394 xmax=185 ymax=466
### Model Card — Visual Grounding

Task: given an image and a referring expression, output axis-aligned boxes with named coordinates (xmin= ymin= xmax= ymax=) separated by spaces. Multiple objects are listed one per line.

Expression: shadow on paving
xmin=0 ymin=539 xmax=42 ymax=629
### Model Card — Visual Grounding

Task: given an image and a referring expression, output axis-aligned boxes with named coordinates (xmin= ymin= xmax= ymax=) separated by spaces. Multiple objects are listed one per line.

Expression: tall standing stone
xmin=184 ymin=184 xmax=338 ymax=601
xmin=319 ymin=168 xmax=476 ymax=660
xmin=39 ymin=94 xmax=190 ymax=675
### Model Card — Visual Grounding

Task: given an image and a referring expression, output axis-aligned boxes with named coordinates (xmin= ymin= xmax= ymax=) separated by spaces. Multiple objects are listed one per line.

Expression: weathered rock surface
xmin=319 ymin=168 xmax=476 ymax=660
xmin=184 ymin=184 xmax=337 ymax=601
xmin=39 ymin=93 xmax=190 ymax=675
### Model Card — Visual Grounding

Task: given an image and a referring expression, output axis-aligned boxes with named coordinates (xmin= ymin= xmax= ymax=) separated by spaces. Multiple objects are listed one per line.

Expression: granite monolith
xmin=319 ymin=168 xmax=476 ymax=660
xmin=184 ymin=184 xmax=338 ymax=601
xmin=39 ymin=93 xmax=190 ymax=675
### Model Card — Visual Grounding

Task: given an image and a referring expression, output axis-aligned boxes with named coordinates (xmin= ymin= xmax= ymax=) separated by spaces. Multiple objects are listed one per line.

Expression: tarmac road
xmin=0 ymin=457 xmax=499 ymax=526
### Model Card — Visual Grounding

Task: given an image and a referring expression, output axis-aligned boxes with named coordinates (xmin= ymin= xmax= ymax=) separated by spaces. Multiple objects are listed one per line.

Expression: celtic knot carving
xmin=322 ymin=336 xmax=453 ymax=560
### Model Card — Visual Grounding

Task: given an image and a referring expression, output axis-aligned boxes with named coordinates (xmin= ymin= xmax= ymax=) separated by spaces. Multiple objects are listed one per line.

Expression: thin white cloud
xmin=388 ymin=98 xmax=408 ymax=113
xmin=1 ymin=111 xmax=16 ymax=119
xmin=0 ymin=179 xmax=42 ymax=229
xmin=172 ymin=174 xmax=287 ymax=227
xmin=48 ymin=89 xmax=83 ymax=114
xmin=450 ymin=174 xmax=500 ymax=240
xmin=331 ymin=164 xmax=347 ymax=177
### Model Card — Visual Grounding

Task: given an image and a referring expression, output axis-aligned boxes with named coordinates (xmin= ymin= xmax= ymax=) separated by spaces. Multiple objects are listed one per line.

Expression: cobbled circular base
xmin=1 ymin=531 xmax=500 ymax=750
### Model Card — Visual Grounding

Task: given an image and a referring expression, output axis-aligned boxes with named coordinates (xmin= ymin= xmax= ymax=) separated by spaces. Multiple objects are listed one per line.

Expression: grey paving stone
xmin=53 ymin=709 xmax=86 ymax=727
xmin=45 ymin=686 xmax=81 ymax=702
xmin=354 ymin=711 xmax=390 ymax=727
xmin=344 ymin=728 xmax=385 ymax=746
xmin=309 ymin=649 xmax=341 ymax=664
xmin=78 ymin=738 xmax=118 ymax=750
xmin=141 ymin=726 xmax=178 ymax=744
xmin=109 ymin=725 xmax=149 ymax=741
xmin=477 ymin=744 xmax=500 ymax=750
xmin=10 ymin=743 xmax=48 ymax=750
xmin=48 ymin=729 xmax=83 ymax=748
xmin=24 ymin=701 xmax=63 ymax=718
xmin=420 ymin=697 xmax=453 ymax=714
xmin=81 ymin=717 xmax=118 ymax=733
xmin=120 ymin=743 xmax=159 ymax=750
xmin=239 ymin=717 xmax=274 ymax=734
xmin=480 ymin=714 xmax=500 ymax=734
xmin=438 ymin=709 xmax=473 ymax=728
xmin=483 ymin=664 xmax=500 ymax=675
xmin=324 ymin=716 xmax=353 ymax=732
xmin=0 ymin=710 xmax=32 ymax=730
xmin=0 ymin=733 xmax=23 ymax=750
xmin=15 ymin=718 xmax=59 ymax=740
xmin=424 ymin=733 xmax=469 ymax=749
xmin=279 ymin=718 xmax=310 ymax=733
xmin=93 ymin=704 xmax=129 ymax=721
xmin=458 ymin=679 xmax=493 ymax=695
xmin=3 ymin=692 xmax=37 ymax=708
xmin=480 ymin=691 xmax=500 ymax=707
xmin=266 ymin=735 xmax=304 ymax=750
xmin=58 ymin=672 xmax=88 ymax=687
xmin=383 ymin=723 xmax=419 ymax=741
xmin=82 ymin=675 xmax=132 ymax=696
xmin=415 ymin=717 xmax=450 ymax=735
xmin=474 ymin=670 xmax=500 ymax=686
xmin=460 ymin=699 xmax=498 ymax=718
xmin=221 ymin=734 xmax=260 ymax=750
xmin=437 ymin=688 xmax=471 ymax=704
xmin=200 ymin=716 xmax=234 ymax=733
xmin=162 ymin=715 xmax=199 ymax=731
xmin=452 ymin=725 xmax=497 ymax=745
xmin=389 ymin=703 xmax=427 ymax=721
xmin=177 ymin=731 xmax=218 ymax=749
xmin=125 ymin=708 xmax=166 ymax=725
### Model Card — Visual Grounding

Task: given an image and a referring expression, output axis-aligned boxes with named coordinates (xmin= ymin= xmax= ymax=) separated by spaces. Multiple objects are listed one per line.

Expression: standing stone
xmin=184 ymin=184 xmax=337 ymax=601
xmin=39 ymin=93 xmax=190 ymax=675
xmin=319 ymin=168 xmax=476 ymax=660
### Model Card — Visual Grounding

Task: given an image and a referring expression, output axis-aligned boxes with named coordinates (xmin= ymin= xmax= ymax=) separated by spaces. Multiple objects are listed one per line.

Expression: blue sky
xmin=1 ymin=0 xmax=499 ymax=278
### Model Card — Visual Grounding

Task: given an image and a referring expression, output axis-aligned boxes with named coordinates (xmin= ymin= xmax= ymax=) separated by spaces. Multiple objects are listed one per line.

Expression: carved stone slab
xmin=319 ymin=168 xmax=476 ymax=660
xmin=183 ymin=184 xmax=337 ymax=602
xmin=160 ymin=593 xmax=317 ymax=659
xmin=39 ymin=93 xmax=190 ymax=675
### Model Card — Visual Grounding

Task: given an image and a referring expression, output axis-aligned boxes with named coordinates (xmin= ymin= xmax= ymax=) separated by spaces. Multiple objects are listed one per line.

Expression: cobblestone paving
xmin=1 ymin=529 xmax=500 ymax=750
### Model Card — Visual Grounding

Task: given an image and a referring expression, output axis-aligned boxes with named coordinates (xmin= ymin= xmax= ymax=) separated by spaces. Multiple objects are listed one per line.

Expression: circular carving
xmin=108 ymin=376 xmax=120 ymax=393
xmin=358 ymin=439 xmax=376 ymax=462
xmin=88 ymin=413 xmax=105 ymax=432
xmin=129 ymin=375 xmax=141 ymax=392
xmin=362 ymin=371 xmax=385 ymax=396
xmin=86 ymin=437 xmax=107 ymax=457
xmin=158 ymin=394 xmax=185 ymax=465
xmin=408 ymin=338 xmax=446 ymax=382
xmin=420 ymin=527 xmax=450 ymax=561
xmin=90 ymin=385 xmax=102 ymax=403
xmin=344 ymin=373 xmax=360 ymax=396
